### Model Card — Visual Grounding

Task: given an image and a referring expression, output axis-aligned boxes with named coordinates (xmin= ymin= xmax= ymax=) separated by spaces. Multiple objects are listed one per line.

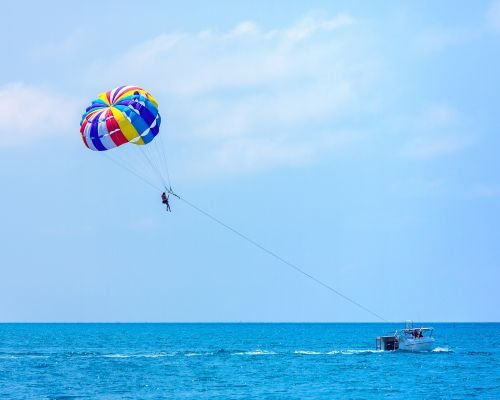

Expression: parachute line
xmin=102 ymin=152 xmax=162 ymax=192
xmin=138 ymin=145 xmax=165 ymax=187
xmin=95 ymin=154 xmax=386 ymax=321
xmin=171 ymin=192 xmax=387 ymax=322
xmin=156 ymin=131 xmax=172 ymax=187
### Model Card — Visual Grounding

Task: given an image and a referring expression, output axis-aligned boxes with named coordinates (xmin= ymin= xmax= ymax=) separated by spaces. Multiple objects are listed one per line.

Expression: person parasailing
xmin=161 ymin=191 xmax=171 ymax=212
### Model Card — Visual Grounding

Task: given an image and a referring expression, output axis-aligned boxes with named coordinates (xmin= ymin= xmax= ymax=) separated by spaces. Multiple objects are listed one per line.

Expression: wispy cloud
xmin=423 ymin=103 xmax=458 ymax=126
xmin=402 ymin=134 xmax=472 ymax=159
xmin=83 ymin=13 xmax=376 ymax=177
xmin=487 ymin=0 xmax=500 ymax=31
xmin=190 ymin=81 xmax=355 ymax=139
xmin=400 ymin=103 xmax=473 ymax=159
xmin=415 ymin=1 xmax=500 ymax=53
xmin=31 ymin=29 xmax=87 ymax=58
xmin=0 ymin=82 xmax=78 ymax=147
xmin=186 ymin=130 xmax=358 ymax=178
xmin=86 ymin=14 xmax=357 ymax=96
xmin=473 ymin=183 xmax=500 ymax=198
xmin=415 ymin=27 xmax=475 ymax=52
xmin=127 ymin=216 xmax=159 ymax=231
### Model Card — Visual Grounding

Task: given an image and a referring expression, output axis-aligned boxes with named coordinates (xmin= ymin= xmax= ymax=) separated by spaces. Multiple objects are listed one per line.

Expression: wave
xmin=328 ymin=349 xmax=384 ymax=355
xmin=232 ymin=350 xmax=277 ymax=356
xmin=0 ymin=353 xmax=50 ymax=359
xmin=294 ymin=350 xmax=323 ymax=355
xmin=102 ymin=354 xmax=131 ymax=358
xmin=464 ymin=350 xmax=490 ymax=356
xmin=99 ymin=349 xmax=381 ymax=357
xmin=184 ymin=352 xmax=204 ymax=357
xmin=142 ymin=352 xmax=177 ymax=358
xmin=4 ymin=347 xmax=456 ymax=360
xmin=103 ymin=352 xmax=178 ymax=358
xmin=431 ymin=347 xmax=453 ymax=353
xmin=294 ymin=349 xmax=383 ymax=355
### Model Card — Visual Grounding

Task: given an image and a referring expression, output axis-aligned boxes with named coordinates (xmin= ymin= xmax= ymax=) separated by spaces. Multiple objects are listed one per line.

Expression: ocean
xmin=0 ymin=323 xmax=498 ymax=399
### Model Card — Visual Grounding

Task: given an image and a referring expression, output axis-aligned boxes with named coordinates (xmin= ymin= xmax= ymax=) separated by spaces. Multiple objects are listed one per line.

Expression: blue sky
xmin=1 ymin=1 xmax=499 ymax=322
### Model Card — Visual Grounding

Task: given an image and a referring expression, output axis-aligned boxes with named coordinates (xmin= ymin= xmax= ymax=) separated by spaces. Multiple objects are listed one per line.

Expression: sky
xmin=1 ymin=0 xmax=499 ymax=322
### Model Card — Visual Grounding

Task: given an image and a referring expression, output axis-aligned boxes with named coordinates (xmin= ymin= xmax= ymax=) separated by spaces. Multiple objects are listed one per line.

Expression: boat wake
xmin=0 ymin=347 xmax=453 ymax=360
xmin=431 ymin=346 xmax=453 ymax=353
xmin=295 ymin=349 xmax=383 ymax=355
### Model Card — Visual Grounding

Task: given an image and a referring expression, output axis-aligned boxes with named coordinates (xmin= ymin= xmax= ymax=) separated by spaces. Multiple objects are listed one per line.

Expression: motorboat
xmin=376 ymin=321 xmax=435 ymax=351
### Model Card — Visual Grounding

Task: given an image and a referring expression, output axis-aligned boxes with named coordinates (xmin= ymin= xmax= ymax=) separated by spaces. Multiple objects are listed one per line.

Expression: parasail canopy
xmin=80 ymin=85 xmax=161 ymax=152
xmin=79 ymin=85 xmax=171 ymax=191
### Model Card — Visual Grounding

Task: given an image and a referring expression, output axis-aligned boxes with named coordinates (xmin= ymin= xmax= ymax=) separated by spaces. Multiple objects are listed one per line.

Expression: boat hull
xmin=397 ymin=337 xmax=435 ymax=352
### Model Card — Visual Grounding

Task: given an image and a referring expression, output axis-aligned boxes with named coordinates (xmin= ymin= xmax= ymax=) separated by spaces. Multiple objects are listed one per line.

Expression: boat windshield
xmin=401 ymin=328 xmax=433 ymax=338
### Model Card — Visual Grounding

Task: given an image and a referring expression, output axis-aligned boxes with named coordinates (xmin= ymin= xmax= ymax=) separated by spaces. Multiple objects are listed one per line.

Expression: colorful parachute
xmin=80 ymin=86 xmax=171 ymax=190
xmin=80 ymin=85 xmax=161 ymax=151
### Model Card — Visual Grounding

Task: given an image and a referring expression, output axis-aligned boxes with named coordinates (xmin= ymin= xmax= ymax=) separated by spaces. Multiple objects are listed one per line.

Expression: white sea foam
xmin=185 ymin=352 xmax=204 ymax=357
xmin=102 ymin=352 xmax=178 ymax=358
xmin=102 ymin=354 xmax=130 ymax=358
xmin=432 ymin=346 xmax=453 ymax=353
xmin=294 ymin=350 xmax=323 ymax=355
xmin=0 ymin=354 xmax=51 ymax=359
xmin=233 ymin=350 xmax=276 ymax=355
xmin=327 ymin=349 xmax=383 ymax=355
xmin=143 ymin=352 xmax=176 ymax=358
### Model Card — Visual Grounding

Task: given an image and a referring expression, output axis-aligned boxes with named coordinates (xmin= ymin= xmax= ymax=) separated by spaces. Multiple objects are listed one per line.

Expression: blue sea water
xmin=0 ymin=323 xmax=498 ymax=399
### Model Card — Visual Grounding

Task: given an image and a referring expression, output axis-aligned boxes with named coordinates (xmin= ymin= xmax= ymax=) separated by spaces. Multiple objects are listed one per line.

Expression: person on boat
xmin=161 ymin=191 xmax=171 ymax=212
xmin=412 ymin=329 xmax=422 ymax=338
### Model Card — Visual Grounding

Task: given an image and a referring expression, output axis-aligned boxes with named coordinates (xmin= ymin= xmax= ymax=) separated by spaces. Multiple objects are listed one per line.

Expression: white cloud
xmin=402 ymin=134 xmax=472 ymax=159
xmin=190 ymin=81 xmax=355 ymax=139
xmin=212 ymin=137 xmax=314 ymax=173
xmin=281 ymin=13 xmax=355 ymax=41
xmin=415 ymin=1 xmax=500 ymax=53
xmin=400 ymin=103 xmax=473 ymax=159
xmin=86 ymin=17 xmax=356 ymax=97
xmin=83 ymin=13 xmax=362 ymax=99
xmin=231 ymin=21 xmax=260 ymax=36
xmin=391 ymin=177 xmax=447 ymax=198
xmin=415 ymin=27 xmax=474 ymax=52
xmin=184 ymin=130 xmax=357 ymax=178
xmin=128 ymin=216 xmax=159 ymax=231
xmin=423 ymin=103 xmax=457 ymax=126
xmin=473 ymin=183 xmax=500 ymax=198
xmin=82 ymin=13 xmax=375 ymax=177
xmin=31 ymin=29 xmax=86 ymax=58
xmin=0 ymin=82 xmax=79 ymax=147
xmin=487 ymin=0 xmax=500 ymax=31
